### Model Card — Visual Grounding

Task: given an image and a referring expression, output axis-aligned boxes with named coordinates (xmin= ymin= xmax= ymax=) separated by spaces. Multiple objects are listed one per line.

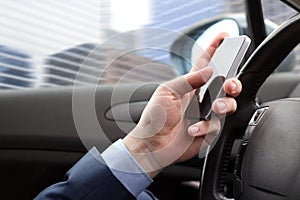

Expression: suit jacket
xmin=34 ymin=150 xmax=156 ymax=200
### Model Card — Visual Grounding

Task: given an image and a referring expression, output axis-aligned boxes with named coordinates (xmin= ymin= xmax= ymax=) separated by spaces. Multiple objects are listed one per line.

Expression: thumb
xmin=163 ymin=67 xmax=213 ymax=97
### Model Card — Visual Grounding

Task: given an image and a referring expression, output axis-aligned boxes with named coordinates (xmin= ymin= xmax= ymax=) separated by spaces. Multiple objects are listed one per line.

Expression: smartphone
xmin=199 ymin=35 xmax=251 ymax=120
xmin=198 ymin=35 xmax=251 ymax=158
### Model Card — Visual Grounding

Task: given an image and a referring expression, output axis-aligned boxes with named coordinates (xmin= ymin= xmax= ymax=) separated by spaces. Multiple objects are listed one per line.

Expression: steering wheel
xmin=199 ymin=13 xmax=300 ymax=200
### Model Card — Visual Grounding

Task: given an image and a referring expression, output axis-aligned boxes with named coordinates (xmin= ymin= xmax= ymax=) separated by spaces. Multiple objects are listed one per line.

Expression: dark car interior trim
xmin=245 ymin=0 xmax=267 ymax=48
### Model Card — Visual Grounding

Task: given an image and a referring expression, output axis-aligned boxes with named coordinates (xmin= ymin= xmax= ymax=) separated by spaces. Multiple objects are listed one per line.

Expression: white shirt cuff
xmin=102 ymin=139 xmax=153 ymax=197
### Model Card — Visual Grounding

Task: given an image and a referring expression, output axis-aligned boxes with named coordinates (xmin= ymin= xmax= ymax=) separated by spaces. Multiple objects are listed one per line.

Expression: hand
xmin=123 ymin=33 xmax=242 ymax=178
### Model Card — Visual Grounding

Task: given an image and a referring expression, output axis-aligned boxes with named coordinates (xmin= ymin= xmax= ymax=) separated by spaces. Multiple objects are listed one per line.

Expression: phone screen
xmin=198 ymin=35 xmax=251 ymax=158
xmin=199 ymin=36 xmax=251 ymax=102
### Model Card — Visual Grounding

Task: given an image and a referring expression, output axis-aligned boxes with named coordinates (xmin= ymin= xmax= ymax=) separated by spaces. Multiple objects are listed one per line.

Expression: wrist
xmin=123 ymin=134 xmax=162 ymax=178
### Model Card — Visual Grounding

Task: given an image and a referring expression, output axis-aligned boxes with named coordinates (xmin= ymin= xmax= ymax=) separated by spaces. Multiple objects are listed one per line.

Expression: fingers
xmin=223 ymin=78 xmax=242 ymax=98
xmin=188 ymin=118 xmax=220 ymax=137
xmin=163 ymin=67 xmax=213 ymax=97
xmin=212 ymin=97 xmax=237 ymax=115
xmin=209 ymin=78 xmax=241 ymax=115
xmin=184 ymin=67 xmax=213 ymax=90
xmin=191 ymin=32 xmax=229 ymax=72
xmin=205 ymin=32 xmax=229 ymax=58
xmin=188 ymin=120 xmax=210 ymax=137
xmin=187 ymin=78 xmax=241 ymax=136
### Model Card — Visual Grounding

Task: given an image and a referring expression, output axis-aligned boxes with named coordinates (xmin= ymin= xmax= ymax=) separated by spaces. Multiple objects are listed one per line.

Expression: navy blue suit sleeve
xmin=35 ymin=148 xmax=155 ymax=200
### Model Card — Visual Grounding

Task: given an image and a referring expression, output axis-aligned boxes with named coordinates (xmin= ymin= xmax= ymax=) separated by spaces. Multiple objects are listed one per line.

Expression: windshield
xmin=0 ymin=0 xmax=298 ymax=89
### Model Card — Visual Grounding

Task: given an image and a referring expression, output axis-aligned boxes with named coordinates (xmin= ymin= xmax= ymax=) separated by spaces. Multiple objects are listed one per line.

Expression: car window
xmin=261 ymin=0 xmax=300 ymax=73
xmin=0 ymin=0 xmax=298 ymax=89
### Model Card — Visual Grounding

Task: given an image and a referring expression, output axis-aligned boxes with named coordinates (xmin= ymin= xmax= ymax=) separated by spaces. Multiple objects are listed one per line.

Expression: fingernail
xmin=231 ymin=81 xmax=237 ymax=92
xmin=217 ymin=101 xmax=226 ymax=113
xmin=188 ymin=125 xmax=199 ymax=136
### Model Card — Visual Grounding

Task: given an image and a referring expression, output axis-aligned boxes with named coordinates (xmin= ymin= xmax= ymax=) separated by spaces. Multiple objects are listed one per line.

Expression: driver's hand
xmin=123 ymin=33 xmax=242 ymax=178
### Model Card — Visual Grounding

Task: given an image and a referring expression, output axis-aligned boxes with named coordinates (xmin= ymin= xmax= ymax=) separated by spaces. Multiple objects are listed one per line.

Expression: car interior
xmin=0 ymin=0 xmax=299 ymax=199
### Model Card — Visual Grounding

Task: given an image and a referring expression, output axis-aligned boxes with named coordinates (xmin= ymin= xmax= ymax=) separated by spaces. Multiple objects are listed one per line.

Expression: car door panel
xmin=0 ymin=149 xmax=84 ymax=199
xmin=0 ymin=70 xmax=299 ymax=199
xmin=0 ymin=84 xmax=156 ymax=199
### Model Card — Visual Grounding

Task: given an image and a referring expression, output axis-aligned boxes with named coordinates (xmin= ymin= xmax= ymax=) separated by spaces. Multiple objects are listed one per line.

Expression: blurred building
xmin=42 ymin=43 xmax=100 ymax=86
xmin=0 ymin=46 xmax=35 ymax=89
xmin=42 ymin=0 xmax=299 ymax=87
xmin=42 ymin=43 xmax=177 ymax=86
xmin=141 ymin=0 xmax=227 ymax=64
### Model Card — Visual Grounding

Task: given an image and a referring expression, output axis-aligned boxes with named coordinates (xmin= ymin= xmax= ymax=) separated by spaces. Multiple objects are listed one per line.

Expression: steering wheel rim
xmin=199 ymin=13 xmax=300 ymax=200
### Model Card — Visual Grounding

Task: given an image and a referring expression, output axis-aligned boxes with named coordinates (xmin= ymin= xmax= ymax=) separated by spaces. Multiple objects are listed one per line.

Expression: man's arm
xmin=35 ymin=147 xmax=155 ymax=200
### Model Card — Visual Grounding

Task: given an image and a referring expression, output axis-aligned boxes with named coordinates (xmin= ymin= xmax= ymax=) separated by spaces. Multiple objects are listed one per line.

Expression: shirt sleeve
xmin=101 ymin=139 xmax=153 ymax=197
xmin=35 ymin=144 xmax=157 ymax=200
xmin=35 ymin=147 xmax=138 ymax=200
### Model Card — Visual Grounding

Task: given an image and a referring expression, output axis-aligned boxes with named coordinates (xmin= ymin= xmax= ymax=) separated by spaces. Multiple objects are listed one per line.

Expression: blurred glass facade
xmin=0 ymin=0 xmax=298 ymax=89
xmin=0 ymin=46 xmax=35 ymax=88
